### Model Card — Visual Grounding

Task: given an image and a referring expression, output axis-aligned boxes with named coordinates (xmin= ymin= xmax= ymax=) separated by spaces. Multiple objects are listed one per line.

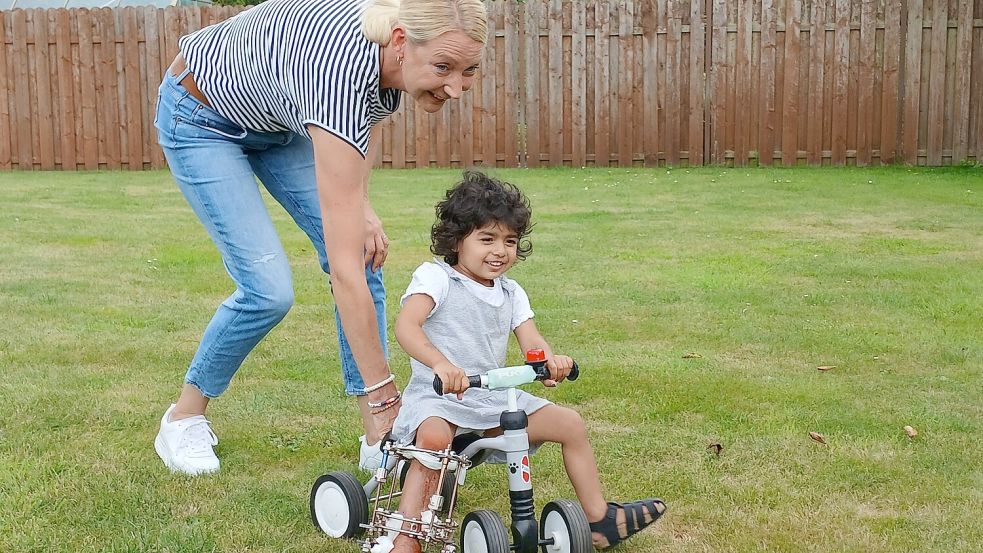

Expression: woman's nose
xmin=443 ymin=75 xmax=463 ymax=99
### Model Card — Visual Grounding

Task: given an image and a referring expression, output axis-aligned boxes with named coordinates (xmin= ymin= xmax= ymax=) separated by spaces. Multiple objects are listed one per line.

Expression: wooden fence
xmin=1 ymin=0 xmax=982 ymax=170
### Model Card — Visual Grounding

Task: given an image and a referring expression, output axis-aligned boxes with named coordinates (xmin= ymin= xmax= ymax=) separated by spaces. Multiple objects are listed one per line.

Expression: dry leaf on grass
xmin=904 ymin=426 xmax=918 ymax=439
xmin=707 ymin=442 xmax=723 ymax=457
xmin=817 ymin=365 xmax=836 ymax=371
xmin=809 ymin=431 xmax=827 ymax=444
xmin=682 ymin=352 xmax=703 ymax=359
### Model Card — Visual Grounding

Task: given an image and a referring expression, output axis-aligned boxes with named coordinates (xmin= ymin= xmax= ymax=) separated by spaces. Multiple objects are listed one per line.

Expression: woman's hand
xmin=363 ymin=203 xmax=389 ymax=272
xmin=543 ymin=354 xmax=574 ymax=387
xmin=433 ymin=360 xmax=470 ymax=399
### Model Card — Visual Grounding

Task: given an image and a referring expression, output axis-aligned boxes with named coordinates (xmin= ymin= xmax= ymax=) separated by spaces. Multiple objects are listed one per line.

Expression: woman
xmin=152 ymin=0 xmax=487 ymax=476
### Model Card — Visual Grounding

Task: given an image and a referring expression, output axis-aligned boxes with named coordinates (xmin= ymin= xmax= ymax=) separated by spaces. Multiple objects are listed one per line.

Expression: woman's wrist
xmin=367 ymin=381 xmax=398 ymax=402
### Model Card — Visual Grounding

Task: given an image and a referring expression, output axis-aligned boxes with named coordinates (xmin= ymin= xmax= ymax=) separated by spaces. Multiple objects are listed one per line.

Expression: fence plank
xmin=54 ymin=10 xmax=76 ymax=170
xmin=0 ymin=12 xmax=11 ymax=169
xmin=901 ymin=0 xmax=922 ymax=164
xmin=950 ymin=0 xmax=972 ymax=162
xmin=807 ymin=0 xmax=825 ymax=164
xmin=123 ymin=8 xmax=143 ymax=170
xmin=734 ymin=0 xmax=752 ymax=165
xmin=709 ymin=0 xmax=727 ymax=163
xmin=503 ymin=4 xmax=520 ymax=167
xmin=144 ymin=6 xmax=164 ymax=168
xmin=781 ymin=0 xmax=801 ymax=165
xmin=617 ymin=0 xmax=633 ymax=166
xmin=594 ymin=0 xmax=610 ymax=166
xmin=926 ymin=0 xmax=946 ymax=165
xmin=34 ymin=10 xmax=55 ymax=169
xmin=855 ymin=0 xmax=874 ymax=166
xmin=547 ymin=0 xmax=563 ymax=166
xmin=829 ymin=0 xmax=849 ymax=165
xmin=641 ymin=0 xmax=658 ymax=166
xmin=570 ymin=0 xmax=586 ymax=167
xmin=758 ymin=0 xmax=776 ymax=166
xmin=523 ymin=1 xmax=540 ymax=167
xmin=13 ymin=10 xmax=31 ymax=168
xmin=480 ymin=5 xmax=496 ymax=167
xmin=975 ymin=16 xmax=983 ymax=162
xmin=880 ymin=0 xmax=900 ymax=163
xmin=687 ymin=0 xmax=703 ymax=166
xmin=76 ymin=9 xmax=98 ymax=169
xmin=666 ymin=1 xmax=680 ymax=165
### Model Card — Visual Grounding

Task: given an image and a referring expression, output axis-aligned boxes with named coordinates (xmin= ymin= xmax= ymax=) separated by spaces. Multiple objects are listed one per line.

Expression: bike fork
xmin=501 ymin=389 xmax=537 ymax=553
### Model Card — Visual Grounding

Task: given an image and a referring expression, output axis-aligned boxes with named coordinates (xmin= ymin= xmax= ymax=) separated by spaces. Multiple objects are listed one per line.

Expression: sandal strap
xmin=590 ymin=499 xmax=667 ymax=550
xmin=588 ymin=502 xmax=624 ymax=549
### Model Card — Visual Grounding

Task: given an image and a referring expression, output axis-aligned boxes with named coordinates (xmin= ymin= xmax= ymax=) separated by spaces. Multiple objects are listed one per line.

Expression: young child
xmin=387 ymin=171 xmax=665 ymax=552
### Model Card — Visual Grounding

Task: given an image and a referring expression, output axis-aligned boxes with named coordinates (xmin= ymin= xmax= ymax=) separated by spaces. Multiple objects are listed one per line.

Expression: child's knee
xmin=560 ymin=408 xmax=588 ymax=441
xmin=415 ymin=418 xmax=454 ymax=450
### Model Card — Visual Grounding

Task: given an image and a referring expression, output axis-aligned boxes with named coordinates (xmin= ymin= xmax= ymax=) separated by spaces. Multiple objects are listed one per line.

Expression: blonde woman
xmin=153 ymin=0 xmax=487 ymax=476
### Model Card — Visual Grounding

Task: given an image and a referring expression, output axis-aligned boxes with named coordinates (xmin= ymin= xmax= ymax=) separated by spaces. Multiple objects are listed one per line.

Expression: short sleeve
xmin=401 ymin=263 xmax=451 ymax=317
xmin=508 ymin=280 xmax=535 ymax=330
xmin=295 ymin=34 xmax=376 ymax=156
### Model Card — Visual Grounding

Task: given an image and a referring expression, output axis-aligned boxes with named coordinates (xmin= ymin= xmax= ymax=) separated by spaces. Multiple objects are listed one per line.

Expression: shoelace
xmin=178 ymin=418 xmax=219 ymax=457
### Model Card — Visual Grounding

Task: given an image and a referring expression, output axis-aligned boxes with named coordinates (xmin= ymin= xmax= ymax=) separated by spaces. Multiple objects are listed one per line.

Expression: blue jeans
xmin=154 ymin=67 xmax=386 ymax=398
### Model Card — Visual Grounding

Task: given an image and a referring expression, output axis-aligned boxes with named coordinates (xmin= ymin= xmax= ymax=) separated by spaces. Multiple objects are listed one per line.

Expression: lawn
xmin=0 ymin=166 xmax=980 ymax=552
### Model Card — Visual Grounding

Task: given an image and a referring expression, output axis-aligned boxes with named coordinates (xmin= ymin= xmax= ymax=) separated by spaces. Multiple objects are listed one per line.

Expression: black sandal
xmin=589 ymin=498 xmax=666 ymax=550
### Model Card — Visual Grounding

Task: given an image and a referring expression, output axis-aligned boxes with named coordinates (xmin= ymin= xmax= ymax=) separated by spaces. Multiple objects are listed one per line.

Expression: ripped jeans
xmin=155 ymin=67 xmax=386 ymax=398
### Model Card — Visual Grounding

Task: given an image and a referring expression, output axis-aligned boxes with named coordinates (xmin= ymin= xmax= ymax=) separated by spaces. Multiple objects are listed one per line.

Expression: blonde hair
xmin=362 ymin=0 xmax=488 ymax=47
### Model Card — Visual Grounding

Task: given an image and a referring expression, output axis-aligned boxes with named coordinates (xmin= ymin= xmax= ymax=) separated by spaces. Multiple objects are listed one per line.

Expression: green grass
xmin=0 ymin=166 xmax=981 ymax=552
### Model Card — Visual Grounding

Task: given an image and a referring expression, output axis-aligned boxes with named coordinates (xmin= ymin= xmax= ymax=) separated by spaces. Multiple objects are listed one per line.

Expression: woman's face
xmin=400 ymin=30 xmax=484 ymax=113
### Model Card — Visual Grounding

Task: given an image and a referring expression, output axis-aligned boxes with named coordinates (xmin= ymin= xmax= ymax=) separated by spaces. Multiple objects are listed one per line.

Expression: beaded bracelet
xmin=367 ymin=391 xmax=401 ymax=410
xmin=363 ymin=373 xmax=395 ymax=394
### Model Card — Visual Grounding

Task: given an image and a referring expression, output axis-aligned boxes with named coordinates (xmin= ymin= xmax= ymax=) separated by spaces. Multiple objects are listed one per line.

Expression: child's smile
xmin=453 ymin=222 xmax=519 ymax=286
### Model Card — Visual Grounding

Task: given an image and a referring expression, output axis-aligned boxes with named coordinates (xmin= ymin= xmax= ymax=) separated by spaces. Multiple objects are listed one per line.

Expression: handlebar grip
xmin=568 ymin=361 xmax=580 ymax=381
xmin=433 ymin=375 xmax=482 ymax=395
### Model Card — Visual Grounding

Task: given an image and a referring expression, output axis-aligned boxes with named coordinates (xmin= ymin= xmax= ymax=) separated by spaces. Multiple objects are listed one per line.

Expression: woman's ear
xmin=390 ymin=25 xmax=406 ymax=56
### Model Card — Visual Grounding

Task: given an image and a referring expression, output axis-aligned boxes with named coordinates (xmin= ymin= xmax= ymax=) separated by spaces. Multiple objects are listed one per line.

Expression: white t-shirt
xmin=400 ymin=261 xmax=534 ymax=331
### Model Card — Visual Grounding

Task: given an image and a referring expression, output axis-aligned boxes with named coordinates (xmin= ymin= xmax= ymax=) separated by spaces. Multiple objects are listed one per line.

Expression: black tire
xmin=309 ymin=471 xmax=368 ymax=539
xmin=540 ymin=499 xmax=592 ymax=553
xmin=460 ymin=509 xmax=511 ymax=553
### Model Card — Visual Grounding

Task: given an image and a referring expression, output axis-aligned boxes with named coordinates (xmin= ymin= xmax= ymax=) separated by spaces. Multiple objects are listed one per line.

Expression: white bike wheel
xmin=309 ymin=471 xmax=368 ymax=538
xmin=460 ymin=509 xmax=510 ymax=553
xmin=540 ymin=500 xmax=592 ymax=553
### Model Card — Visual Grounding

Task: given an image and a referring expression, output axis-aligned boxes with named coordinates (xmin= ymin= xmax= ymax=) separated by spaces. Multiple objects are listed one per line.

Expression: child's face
xmin=453 ymin=222 xmax=519 ymax=286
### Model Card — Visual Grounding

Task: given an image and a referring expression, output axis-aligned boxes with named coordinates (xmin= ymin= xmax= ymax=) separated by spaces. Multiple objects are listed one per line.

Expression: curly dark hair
xmin=431 ymin=171 xmax=533 ymax=266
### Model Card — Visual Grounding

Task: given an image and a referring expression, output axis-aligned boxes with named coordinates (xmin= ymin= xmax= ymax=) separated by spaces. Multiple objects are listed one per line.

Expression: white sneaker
xmin=154 ymin=404 xmax=220 ymax=476
xmin=359 ymin=435 xmax=384 ymax=471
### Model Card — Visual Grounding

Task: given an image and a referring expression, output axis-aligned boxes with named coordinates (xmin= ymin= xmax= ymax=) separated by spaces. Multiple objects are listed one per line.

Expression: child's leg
xmin=526 ymin=405 xmax=665 ymax=550
xmin=526 ymin=405 xmax=606 ymax=520
xmin=391 ymin=417 xmax=457 ymax=553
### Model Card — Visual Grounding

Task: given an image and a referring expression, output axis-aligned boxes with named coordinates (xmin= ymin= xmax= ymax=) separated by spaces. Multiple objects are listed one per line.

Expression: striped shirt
xmin=179 ymin=0 xmax=401 ymax=157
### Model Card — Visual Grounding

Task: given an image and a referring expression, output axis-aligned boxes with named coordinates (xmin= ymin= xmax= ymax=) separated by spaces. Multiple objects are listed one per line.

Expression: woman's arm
xmin=309 ymin=126 xmax=398 ymax=425
xmin=362 ymin=131 xmax=388 ymax=272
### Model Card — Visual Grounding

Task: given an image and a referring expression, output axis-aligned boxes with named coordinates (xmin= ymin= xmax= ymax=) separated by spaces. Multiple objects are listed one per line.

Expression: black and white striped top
xmin=179 ymin=0 xmax=401 ymax=157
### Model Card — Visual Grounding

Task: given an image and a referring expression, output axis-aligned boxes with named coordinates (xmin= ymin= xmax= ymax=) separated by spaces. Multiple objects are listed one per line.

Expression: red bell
xmin=525 ymin=349 xmax=546 ymax=363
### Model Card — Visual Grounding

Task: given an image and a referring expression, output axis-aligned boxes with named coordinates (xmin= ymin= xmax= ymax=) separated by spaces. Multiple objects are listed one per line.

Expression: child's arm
xmin=513 ymin=319 xmax=575 ymax=385
xmin=395 ymin=293 xmax=471 ymax=398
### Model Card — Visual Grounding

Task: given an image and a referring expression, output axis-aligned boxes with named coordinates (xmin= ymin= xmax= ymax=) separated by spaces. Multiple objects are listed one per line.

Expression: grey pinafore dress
xmin=391 ymin=263 xmax=551 ymax=456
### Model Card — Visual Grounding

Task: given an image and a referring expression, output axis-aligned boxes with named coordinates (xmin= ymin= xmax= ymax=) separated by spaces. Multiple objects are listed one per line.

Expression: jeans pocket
xmin=182 ymin=105 xmax=248 ymax=140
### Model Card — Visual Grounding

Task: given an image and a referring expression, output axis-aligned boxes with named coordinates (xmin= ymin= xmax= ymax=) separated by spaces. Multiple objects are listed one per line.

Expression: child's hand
xmin=543 ymin=354 xmax=575 ymax=387
xmin=433 ymin=361 xmax=470 ymax=399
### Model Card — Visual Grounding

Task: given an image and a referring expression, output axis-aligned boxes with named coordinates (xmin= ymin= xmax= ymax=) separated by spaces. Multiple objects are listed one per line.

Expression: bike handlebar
xmin=433 ymin=361 xmax=580 ymax=396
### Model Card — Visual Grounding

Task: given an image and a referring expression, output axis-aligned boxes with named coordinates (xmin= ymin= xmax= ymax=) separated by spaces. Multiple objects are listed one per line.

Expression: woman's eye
xmin=464 ymin=66 xmax=479 ymax=76
xmin=434 ymin=64 xmax=450 ymax=72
